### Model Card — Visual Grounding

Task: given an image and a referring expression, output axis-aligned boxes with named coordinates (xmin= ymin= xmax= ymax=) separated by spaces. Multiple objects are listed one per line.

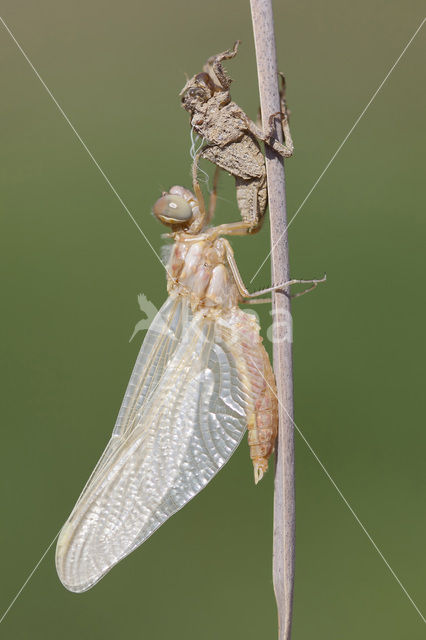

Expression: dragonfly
xmin=56 ymin=184 xmax=324 ymax=593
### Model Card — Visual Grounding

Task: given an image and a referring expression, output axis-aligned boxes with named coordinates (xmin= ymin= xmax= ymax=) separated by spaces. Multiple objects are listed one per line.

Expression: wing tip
xmin=55 ymin=524 xmax=99 ymax=594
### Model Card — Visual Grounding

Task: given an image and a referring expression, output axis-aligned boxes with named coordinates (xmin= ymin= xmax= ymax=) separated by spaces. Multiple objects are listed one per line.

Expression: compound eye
xmin=188 ymin=88 xmax=205 ymax=99
xmin=153 ymin=194 xmax=193 ymax=225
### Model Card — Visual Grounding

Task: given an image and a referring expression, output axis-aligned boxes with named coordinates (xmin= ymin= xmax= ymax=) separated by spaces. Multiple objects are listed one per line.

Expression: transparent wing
xmin=71 ymin=295 xmax=187 ymax=496
xmin=56 ymin=298 xmax=249 ymax=593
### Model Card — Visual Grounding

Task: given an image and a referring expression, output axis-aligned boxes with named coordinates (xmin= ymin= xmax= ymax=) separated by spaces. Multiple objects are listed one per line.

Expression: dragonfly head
xmin=153 ymin=186 xmax=202 ymax=233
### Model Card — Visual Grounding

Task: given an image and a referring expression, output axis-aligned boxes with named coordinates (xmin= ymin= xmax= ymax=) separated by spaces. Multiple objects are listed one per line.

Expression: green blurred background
xmin=1 ymin=1 xmax=425 ymax=638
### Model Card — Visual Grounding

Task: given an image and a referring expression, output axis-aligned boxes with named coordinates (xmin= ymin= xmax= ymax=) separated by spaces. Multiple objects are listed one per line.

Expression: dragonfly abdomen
xmin=245 ymin=343 xmax=278 ymax=483
xmin=223 ymin=308 xmax=278 ymax=483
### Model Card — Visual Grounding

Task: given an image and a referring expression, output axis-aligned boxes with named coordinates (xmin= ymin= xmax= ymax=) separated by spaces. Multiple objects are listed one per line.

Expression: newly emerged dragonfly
xmin=56 ymin=186 xmax=324 ymax=593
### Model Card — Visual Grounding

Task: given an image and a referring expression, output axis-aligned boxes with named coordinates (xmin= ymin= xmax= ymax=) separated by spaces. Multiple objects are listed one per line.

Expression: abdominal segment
xmin=218 ymin=308 xmax=278 ymax=483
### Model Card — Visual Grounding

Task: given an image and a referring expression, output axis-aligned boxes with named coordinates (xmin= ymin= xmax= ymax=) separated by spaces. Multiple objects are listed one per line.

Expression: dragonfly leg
xmin=246 ymin=276 xmax=327 ymax=299
xmin=255 ymin=72 xmax=293 ymax=151
xmin=223 ymin=239 xmax=326 ymax=298
xmin=277 ymin=72 xmax=293 ymax=156
xmin=241 ymin=297 xmax=272 ymax=305
xmin=205 ymin=221 xmax=254 ymax=240
xmin=191 ymin=147 xmax=224 ymax=230
xmin=189 ymin=150 xmax=210 ymax=233
xmin=244 ymin=74 xmax=294 ymax=159
xmin=207 ymin=166 xmax=221 ymax=224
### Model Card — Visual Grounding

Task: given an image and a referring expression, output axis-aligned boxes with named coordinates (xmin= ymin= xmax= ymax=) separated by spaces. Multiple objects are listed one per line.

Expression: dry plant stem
xmin=250 ymin=2 xmax=295 ymax=640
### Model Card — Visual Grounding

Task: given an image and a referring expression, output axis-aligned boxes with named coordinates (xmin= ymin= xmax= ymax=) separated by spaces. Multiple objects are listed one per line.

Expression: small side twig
xmin=250 ymin=2 xmax=295 ymax=639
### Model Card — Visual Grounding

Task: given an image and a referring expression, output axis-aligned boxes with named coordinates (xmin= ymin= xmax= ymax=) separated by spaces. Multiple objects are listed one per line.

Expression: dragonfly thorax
xmin=167 ymin=237 xmax=240 ymax=311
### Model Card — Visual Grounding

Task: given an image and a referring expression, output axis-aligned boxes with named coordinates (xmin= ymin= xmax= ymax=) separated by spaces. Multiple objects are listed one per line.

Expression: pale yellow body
xmin=168 ymin=234 xmax=278 ymax=482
